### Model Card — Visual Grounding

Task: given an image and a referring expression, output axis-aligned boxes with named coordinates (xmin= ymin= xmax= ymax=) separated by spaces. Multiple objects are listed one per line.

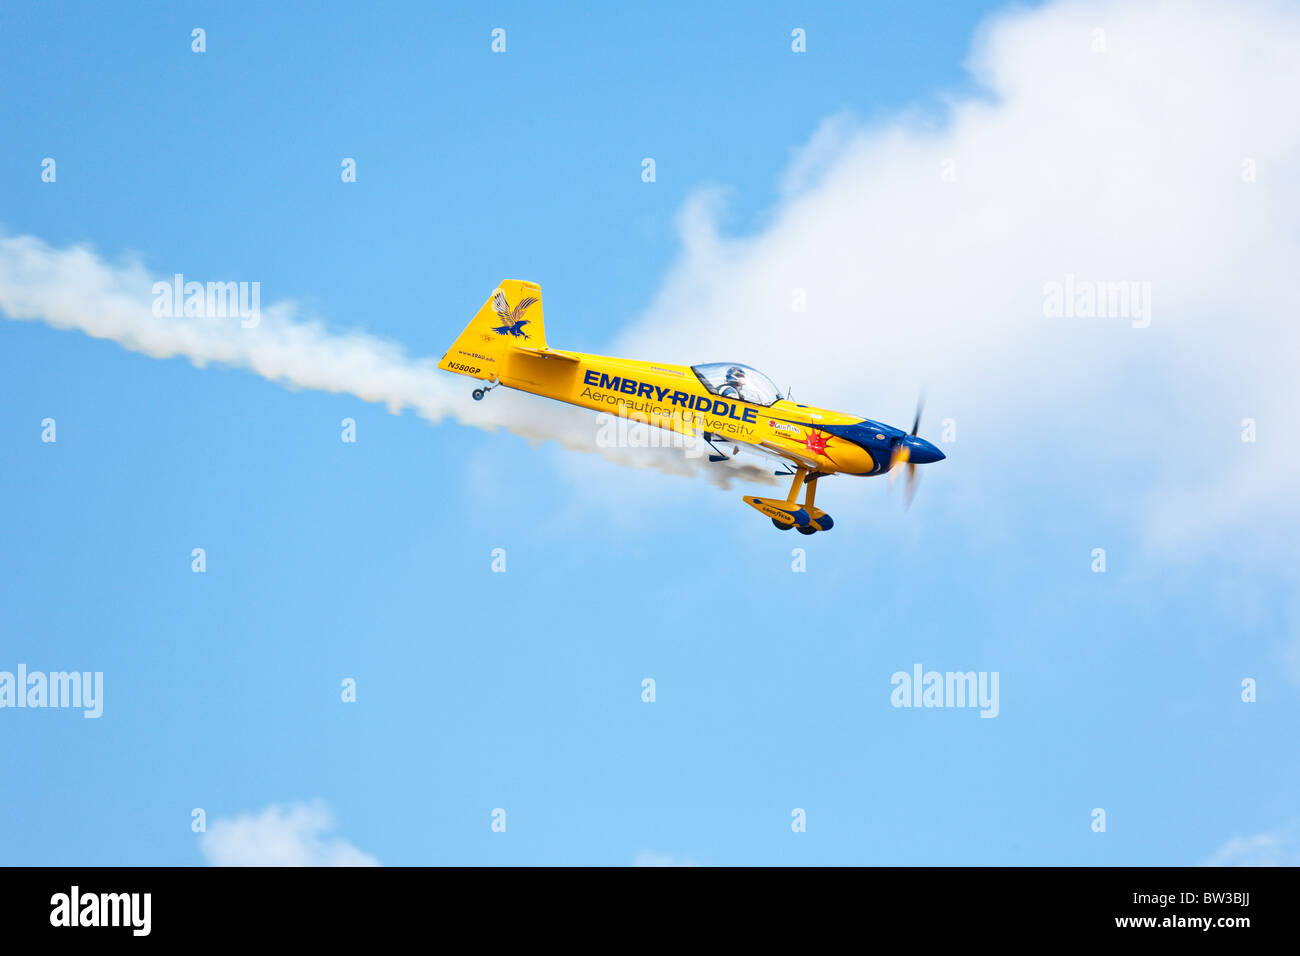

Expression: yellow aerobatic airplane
xmin=439 ymin=280 xmax=945 ymax=534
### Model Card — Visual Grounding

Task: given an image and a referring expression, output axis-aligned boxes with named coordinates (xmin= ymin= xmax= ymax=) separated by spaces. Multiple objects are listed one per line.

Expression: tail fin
xmin=439 ymin=280 xmax=545 ymax=382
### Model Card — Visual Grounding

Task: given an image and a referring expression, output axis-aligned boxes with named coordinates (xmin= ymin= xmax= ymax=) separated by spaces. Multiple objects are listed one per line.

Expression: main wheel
xmin=472 ymin=388 xmax=485 ymax=401
xmin=796 ymin=524 xmax=817 ymax=535
xmin=772 ymin=518 xmax=793 ymax=531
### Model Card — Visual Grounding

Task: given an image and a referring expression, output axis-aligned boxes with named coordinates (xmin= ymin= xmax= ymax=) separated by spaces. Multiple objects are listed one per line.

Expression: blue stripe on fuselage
xmin=767 ymin=416 xmax=905 ymax=476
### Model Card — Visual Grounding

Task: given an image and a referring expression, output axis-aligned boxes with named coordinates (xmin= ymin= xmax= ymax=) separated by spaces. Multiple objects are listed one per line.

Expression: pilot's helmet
xmin=725 ymin=366 xmax=746 ymax=382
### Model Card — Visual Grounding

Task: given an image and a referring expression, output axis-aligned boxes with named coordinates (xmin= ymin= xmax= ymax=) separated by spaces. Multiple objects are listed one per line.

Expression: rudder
xmin=439 ymin=280 xmax=545 ymax=382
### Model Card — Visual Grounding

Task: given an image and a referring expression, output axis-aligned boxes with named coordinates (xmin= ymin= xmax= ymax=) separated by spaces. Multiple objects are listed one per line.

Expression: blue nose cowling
xmin=904 ymin=436 xmax=945 ymax=464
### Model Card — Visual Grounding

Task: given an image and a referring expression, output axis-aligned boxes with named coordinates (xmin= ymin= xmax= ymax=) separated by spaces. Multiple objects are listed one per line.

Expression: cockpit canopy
xmin=691 ymin=362 xmax=783 ymax=407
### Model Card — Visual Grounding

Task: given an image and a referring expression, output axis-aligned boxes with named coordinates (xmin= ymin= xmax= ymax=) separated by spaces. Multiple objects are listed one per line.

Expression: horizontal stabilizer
xmin=514 ymin=346 xmax=580 ymax=363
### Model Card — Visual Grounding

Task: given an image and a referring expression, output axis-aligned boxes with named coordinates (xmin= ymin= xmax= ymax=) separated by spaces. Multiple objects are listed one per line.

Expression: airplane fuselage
xmin=497 ymin=349 xmax=887 ymax=477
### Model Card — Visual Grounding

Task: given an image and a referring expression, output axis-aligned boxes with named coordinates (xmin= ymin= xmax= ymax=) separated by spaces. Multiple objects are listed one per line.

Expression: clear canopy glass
xmin=691 ymin=363 xmax=783 ymax=406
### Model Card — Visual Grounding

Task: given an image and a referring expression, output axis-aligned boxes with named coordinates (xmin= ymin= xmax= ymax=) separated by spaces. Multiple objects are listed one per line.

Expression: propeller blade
xmin=905 ymin=393 xmax=926 ymax=507
xmin=888 ymin=441 xmax=910 ymax=486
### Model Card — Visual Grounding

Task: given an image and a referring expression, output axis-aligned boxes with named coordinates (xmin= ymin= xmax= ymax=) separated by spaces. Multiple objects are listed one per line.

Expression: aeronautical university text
xmin=580 ymin=370 xmax=759 ymax=424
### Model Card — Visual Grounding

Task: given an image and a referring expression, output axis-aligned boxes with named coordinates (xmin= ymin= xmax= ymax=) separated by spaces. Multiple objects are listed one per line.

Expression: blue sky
xmin=2 ymin=0 xmax=1297 ymax=866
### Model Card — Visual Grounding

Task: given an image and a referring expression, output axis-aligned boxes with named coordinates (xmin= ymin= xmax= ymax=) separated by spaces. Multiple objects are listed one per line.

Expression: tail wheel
xmin=472 ymin=388 xmax=485 ymax=401
xmin=772 ymin=518 xmax=793 ymax=531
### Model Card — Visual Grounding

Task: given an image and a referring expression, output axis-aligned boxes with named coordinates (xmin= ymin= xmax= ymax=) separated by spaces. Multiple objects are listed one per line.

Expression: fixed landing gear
xmin=747 ymin=466 xmax=833 ymax=533
xmin=471 ymin=379 xmax=501 ymax=401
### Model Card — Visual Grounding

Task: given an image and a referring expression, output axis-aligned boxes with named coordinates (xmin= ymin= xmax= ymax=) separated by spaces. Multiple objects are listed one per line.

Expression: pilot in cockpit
xmin=718 ymin=366 xmax=758 ymax=404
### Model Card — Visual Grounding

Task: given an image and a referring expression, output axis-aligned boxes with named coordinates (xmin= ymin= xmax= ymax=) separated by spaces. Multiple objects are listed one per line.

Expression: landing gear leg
xmin=790 ymin=476 xmax=832 ymax=535
xmin=785 ymin=466 xmax=808 ymax=505
xmin=471 ymin=378 xmax=500 ymax=401
xmin=783 ymin=467 xmax=817 ymax=533
xmin=799 ymin=475 xmax=833 ymax=532
xmin=795 ymin=476 xmax=820 ymax=533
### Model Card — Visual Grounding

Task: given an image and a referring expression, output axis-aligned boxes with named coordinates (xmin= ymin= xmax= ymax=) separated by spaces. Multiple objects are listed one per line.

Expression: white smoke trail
xmin=0 ymin=233 xmax=775 ymax=489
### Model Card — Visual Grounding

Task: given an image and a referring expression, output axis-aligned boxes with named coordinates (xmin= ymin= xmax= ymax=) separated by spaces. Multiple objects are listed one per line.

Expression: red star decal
xmin=802 ymin=430 xmax=830 ymax=455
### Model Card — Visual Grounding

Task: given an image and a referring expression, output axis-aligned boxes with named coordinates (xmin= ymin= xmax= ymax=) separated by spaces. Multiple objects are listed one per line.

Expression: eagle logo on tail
xmin=491 ymin=291 xmax=537 ymax=339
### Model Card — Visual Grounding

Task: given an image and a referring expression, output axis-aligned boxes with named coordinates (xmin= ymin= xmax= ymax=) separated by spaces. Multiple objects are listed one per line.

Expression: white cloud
xmin=779 ymin=111 xmax=859 ymax=199
xmin=198 ymin=802 xmax=378 ymax=867
xmin=612 ymin=0 xmax=1300 ymax=559
xmin=1201 ymin=826 xmax=1299 ymax=866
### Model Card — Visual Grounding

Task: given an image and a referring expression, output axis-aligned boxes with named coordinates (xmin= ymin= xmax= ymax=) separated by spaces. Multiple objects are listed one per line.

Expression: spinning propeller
xmin=889 ymin=395 xmax=941 ymax=508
